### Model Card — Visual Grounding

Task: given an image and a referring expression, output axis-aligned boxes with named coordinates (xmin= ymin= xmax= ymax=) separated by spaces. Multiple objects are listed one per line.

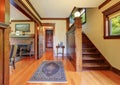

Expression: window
xmin=109 ymin=14 xmax=120 ymax=36
xmin=103 ymin=2 xmax=120 ymax=39
xmin=69 ymin=8 xmax=86 ymax=27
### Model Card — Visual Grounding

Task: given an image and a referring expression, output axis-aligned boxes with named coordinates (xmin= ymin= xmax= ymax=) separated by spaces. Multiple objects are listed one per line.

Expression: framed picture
xmin=15 ymin=23 xmax=30 ymax=32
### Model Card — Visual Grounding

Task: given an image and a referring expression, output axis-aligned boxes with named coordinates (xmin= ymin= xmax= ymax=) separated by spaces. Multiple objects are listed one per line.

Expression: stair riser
xmin=82 ymin=33 xmax=110 ymax=70
xmin=83 ymin=60 xmax=105 ymax=63
xmin=83 ymin=67 xmax=110 ymax=70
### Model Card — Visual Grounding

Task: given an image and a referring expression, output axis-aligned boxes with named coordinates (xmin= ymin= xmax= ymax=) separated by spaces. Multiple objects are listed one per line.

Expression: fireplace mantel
xmin=10 ymin=34 xmax=35 ymax=38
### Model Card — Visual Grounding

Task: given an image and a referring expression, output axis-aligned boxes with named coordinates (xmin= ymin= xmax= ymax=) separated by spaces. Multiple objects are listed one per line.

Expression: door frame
xmin=42 ymin=23 xmax=55 ymax=51
xmin=45 ymin=30 xmax=53 ymax=48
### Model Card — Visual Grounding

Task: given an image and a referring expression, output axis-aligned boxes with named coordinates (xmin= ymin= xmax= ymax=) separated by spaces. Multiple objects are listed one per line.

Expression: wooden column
xmin=3 ymin=27 xmax=10 ymax=85
xmin=34 ymin=23 xmax=38 ymax=59
xmin=0 ymin=0 xmax=10 ymax=23
xmin=74 ymin=17 xmax=82 ymax=71
xmin=0 ymin=24 xmax=10 ymax=85
xmin=0 ymin=0 xmax=10 ymax=85
xmin=38 ymin=26 xmax=43 ymax=59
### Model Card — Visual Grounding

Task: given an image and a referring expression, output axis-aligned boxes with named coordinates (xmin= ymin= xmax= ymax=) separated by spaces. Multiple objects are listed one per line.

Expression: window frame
xmin=103 ymin=1 xmax=120 ymax=39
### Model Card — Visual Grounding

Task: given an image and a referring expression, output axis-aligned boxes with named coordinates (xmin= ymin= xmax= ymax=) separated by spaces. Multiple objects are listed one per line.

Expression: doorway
xmin=45 ymin=30 xmax=53 ymax=48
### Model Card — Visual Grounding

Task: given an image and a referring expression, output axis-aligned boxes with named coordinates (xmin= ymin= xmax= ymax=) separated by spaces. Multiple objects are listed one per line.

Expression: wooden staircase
xmin=82 ymin=33 xmax=110 ymax=70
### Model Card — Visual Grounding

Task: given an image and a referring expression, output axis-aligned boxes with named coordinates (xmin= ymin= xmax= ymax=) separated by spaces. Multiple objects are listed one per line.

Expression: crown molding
xmin=98 ymin=0 xmax=111 ymax=9
xmin=26 ymin=0 xmax=69 ymax=20
xmin=18 ymin=0 xmax=42 ymax=25
xmin=41 ymin=18 xmax=67 ymax=20
xmin=11 ymin=20 xmax=34 ymax=22
xmin=10 ymin=0 xmax=33 ymax=20
xmin=26 ymin=0 xmax=41 ymax=19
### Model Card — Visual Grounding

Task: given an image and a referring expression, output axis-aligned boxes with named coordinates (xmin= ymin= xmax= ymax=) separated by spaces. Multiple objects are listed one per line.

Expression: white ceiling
xmin=29 ymin=0 xmax=105 ymax=18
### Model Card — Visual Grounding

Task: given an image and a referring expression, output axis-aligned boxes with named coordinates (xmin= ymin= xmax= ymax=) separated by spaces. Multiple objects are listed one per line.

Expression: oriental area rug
xmin=28 ymin=61 xmax=67 ymax=83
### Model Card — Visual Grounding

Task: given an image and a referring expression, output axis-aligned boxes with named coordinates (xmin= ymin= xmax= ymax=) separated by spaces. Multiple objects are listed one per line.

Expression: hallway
xmin=10 ymin=51 xmax=120 ymax=85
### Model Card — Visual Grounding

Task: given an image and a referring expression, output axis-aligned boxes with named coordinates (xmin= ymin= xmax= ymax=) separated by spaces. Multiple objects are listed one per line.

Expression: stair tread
xmin=82 ymin=51 xmax=100 ymax=54
xmin=83 ymin=63 xmax=109 ymax=67
xmin=82 ymin=47 xmax=96 ymax=49
xmin=83 ymin=56 xmax=103 ymax=60
xmin=82 ymin=33 xmax=110 ymax=70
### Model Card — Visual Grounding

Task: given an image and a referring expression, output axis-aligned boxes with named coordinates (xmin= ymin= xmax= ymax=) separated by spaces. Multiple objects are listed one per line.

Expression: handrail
xmin=0 ymin=22 xmax=9 ymax=29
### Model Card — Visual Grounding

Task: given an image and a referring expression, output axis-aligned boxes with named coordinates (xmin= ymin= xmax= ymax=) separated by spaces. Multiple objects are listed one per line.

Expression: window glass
xmin=110 ymin=15 xmax=120 ymax=36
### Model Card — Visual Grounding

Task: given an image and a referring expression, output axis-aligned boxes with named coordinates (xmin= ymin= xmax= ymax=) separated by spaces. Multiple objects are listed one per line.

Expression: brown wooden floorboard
xmin=10 ymin=51 xmax=120 ymax=85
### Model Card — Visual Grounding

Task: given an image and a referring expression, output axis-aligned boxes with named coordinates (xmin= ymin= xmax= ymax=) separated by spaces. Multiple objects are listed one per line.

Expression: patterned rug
xmin=28 ymin=61 xmax=67 ymax=83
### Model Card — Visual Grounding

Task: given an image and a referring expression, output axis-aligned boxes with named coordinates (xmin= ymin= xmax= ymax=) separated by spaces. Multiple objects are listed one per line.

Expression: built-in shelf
xmin=10 ymin=34 xmax=35 ymax=38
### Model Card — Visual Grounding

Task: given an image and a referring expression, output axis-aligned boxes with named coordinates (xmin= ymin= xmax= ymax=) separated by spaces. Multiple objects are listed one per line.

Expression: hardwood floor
xmin=10 ymin=51 xmax=120 ymax=85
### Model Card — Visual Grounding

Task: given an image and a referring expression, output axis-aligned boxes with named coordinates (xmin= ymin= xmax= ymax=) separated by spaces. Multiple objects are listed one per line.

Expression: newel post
xmin=74 ymin=17 xmax=82 ymax=71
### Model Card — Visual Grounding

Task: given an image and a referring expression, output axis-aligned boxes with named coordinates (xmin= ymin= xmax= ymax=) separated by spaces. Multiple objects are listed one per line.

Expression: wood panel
xmin=34 ymin=23 xmax=39 ymax=59
xmin=98 ymin=0 xmax=111 ymax=9
xmin=0 ymin=29 xmax=4 ymax=85
xmin=0 ymin=0 xmax=5 ymax=22
xmin=0 ymin=24 xmax=10 ymax=85
xmin=66 ymin=25 xmax=76 ymax=70
xmin=3 ymin=28 xmax=10 ymax=85
xmin=45 ymin=30 xmax=53 ymax=48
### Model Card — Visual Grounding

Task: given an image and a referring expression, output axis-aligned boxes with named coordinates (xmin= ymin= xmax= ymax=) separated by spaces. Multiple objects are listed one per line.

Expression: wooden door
xmin=46 ymin=30 xmax=53 ymax=48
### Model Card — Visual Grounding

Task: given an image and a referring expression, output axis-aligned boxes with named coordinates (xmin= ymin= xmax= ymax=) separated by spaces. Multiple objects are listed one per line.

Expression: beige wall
xmin=83 ymin=0 xmax=120 ymax=70
xmin=42 ymin=20 xmax=67 ymax=56
xmin=10 ymin=4 xmax=29 ymax=20
xmin=10 ymin=21 xmax=35 ymax=34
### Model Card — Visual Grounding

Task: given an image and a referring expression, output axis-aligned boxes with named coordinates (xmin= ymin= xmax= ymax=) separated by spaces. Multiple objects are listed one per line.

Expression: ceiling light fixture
xmin=74 ymin=11 xmax=81 ymax=17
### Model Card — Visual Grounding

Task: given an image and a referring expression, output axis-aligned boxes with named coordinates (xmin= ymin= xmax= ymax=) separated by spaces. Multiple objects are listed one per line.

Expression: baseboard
xmin=111 ymin=66 xmax=120 ymax=76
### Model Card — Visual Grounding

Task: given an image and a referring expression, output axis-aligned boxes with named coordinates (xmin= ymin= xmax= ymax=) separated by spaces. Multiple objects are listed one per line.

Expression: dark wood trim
xmin=103 ymin=1 xmax=120 ymax=39
xmin=42 ymin=23 xmax=55 ymax=35
xmin=10 ymin=0 xmax=33 ymax=20
xmin=18 ymin=0 xmax=41 ymax=25
xmin=69 ymin=6 xmax=76 ymax=18
xmin=98 ymin=0 xmax=111 ymax=9
xmin=111 ymin=67 xmax=120 ymax=76
xmin=0 ymin=22 xmax=9 ymax=29
xmin=42 ymin=23 xmax=55 ymax=27
xmin=42 ymin=23 xmax=55 ymax=33
xmin=11 ymin=20 xmax=33 ymax=22
xmin=103 ymin=1 xmax=120 ymax=15
xmin=42 ymin=23 xmax=55 ymax=51
xmin=41 ymin=18 xmax=67 ymax=20
xmin=66 ymin=18 xmax=69 ymax=31
xmin=26 ymin=0 xmax=41 ymax=19
xmin=104 ymin=36 xmax=120 ymax=39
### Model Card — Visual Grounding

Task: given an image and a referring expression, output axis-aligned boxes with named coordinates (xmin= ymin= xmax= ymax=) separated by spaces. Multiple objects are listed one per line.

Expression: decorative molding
xmin=111 ymin=67 xmax=120 ymax=76
xmin=11 ymin=20 xmax=34 ymax=22
xmin=16 ymin=0 xmax=72 ymax=21
xmin=26 ymin=0 xmax=41 ymax=19
xmin=0 ymin=22 xmax=9 ymax=29
xmin=98 ymin=0 xmax=111 ymax=9
xmin=10 ymin=0 xmax=33 ymax=20
xmin=42 ymin=23 xmax=55 ymax=34
xmin=41 ymin=18 xmax=67 ymax=20
xmin=42 ymin=23 xmax=55 ymax=27
xmin=10 ymin=0 xmax=42 ymax=25
xmin=18 ymin=0 xmax=41 ymax=25
xmin=102 ymin=1 xmax=120 ymax=15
